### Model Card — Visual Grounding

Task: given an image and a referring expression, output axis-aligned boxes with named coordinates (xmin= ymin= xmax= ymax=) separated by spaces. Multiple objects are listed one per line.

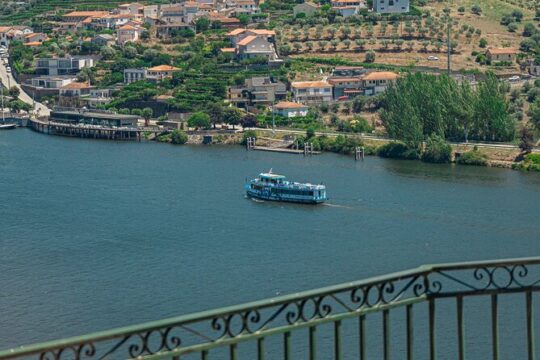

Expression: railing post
xmin=359 ymin=315 xmax=366 ymax=360
xmin=491 ymin=294 xmax=499 ymax=360
xmin=284 ymin=331 xmax=291 ymax=360
xmin=383 ymin=310 xmax=390 ymax=360
xmin=230 ymin=343 xmax=238 ymax=360
xmin=335 ymin=320 xmax=342 ymax=360
xmin=457 ymin=295 xmax=465 ymax=360
xmin=429 ymin=299 xmax=436 ymax=360
xmin=526 ymin=291 xmax=535 ymax=360
xmin=309 ymin=326 xmax=316 ymax=360
xmin=257 ymin=337 xmax=265 ymax=360
xmin=406 ymin=304 xmax=413 ymax=360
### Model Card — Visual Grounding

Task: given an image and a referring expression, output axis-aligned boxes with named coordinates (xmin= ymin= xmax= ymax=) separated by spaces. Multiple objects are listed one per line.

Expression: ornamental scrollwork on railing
xmin=8 ymin=259 xmax=536 ymax=360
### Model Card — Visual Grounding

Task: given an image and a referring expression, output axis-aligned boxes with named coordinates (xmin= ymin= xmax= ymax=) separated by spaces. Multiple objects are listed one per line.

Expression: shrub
xmin=241 ymin=130 xmax=257 ymax=145
xmin=377 ymin=142 xmax=419 ymax=159
xmin=421 ymin=135 xmax=452 ymax=163
xmin=171 ymin=130 xmax=188 ymax=145
xmin=457 ymin=149 xmax=488 ymax=166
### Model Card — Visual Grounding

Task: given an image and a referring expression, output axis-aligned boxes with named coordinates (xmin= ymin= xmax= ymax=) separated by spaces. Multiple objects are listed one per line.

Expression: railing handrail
xmin=1 ymin=256 xmax=538 ymax=359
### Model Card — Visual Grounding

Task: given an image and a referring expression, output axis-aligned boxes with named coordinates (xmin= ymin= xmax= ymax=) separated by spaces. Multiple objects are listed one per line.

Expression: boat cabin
xmin=258 ymin=173 xmax=285 ymax=184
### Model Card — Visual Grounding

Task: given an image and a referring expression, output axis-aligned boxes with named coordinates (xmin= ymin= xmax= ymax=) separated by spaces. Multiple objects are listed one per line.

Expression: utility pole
xmin=272 ymin=97 xmax=275 ymax=135
xmin=1 ymin=82 xmax=4 ymax=124
xmin=447 ymin=15 xmax=451 ymax=75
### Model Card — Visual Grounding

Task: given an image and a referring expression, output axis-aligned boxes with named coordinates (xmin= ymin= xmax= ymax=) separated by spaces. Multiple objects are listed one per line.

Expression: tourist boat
xmin=0 ymin=124 xmax=16 ymax=130
xmin=245 ymin=171 xmax=328 ymax=204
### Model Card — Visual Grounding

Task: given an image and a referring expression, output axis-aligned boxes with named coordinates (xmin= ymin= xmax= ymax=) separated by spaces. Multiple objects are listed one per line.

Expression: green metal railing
xmin=0 ymin=257 xmax=538 ymax=359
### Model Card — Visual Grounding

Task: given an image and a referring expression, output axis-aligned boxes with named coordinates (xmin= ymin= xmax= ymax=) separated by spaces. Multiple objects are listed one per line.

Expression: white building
xmin=124 ymin=68 xmax=147 ymax=84
xmin=373 ymin=0 xmax=409 ymax=13
xmin=291 ymin=80 xmax=333 ymax=104
xmin=273 ymin=101 xmax=309 ymax=118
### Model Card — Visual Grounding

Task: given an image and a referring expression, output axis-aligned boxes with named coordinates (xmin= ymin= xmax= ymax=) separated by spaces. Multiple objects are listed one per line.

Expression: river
xmin=0 ymin=129 xmax=539 ymax=358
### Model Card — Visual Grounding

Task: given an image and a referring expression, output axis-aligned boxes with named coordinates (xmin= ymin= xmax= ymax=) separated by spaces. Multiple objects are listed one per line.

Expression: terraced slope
xmin=0 ymin=0 xmax=168 ymax=24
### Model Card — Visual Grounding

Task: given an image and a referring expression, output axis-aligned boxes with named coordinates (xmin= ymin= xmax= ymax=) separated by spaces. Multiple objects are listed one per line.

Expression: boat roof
xmin=259 ymin=173 xmax=285 ymax=179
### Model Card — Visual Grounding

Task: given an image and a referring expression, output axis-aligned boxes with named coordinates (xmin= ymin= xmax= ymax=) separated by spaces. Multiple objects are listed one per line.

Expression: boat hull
xmin=246 ymin=189 xmax=326 ymax=204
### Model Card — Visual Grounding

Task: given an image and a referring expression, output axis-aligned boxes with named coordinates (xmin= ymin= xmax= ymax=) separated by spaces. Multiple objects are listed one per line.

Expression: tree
xmin=77 ymin=67 xmax=95 ymax=84
xmin=207 ymin=102 xmax=223 ymax=128
xmin=8 ymin=86 xmax=19 ymax=98
xmin=240 ymin=114 xmax=258 ymax=128
xmin=471 ymin=4 xmax=482 ymax=15
xmin=507 ymin=22 xmax=518 ymax=33
xmin=518 ymin=125 xmax=535 ymax=154
xmin=171 ymin=130 xmax=188 ymax=145
xmin=479 ymin=38 xmax=488 ymax=48
xmin=511 ymin=10 xmax=523 ymax=22
xmin=352 ymin=96 xmax=366 ymax=113
xmin=223 ymin=107 xmax=242 ymax=129
xmin=188 ymin=111 xmax=211 ymax=130
xmin=529 ymin=98 xmax=540 ymax=130
xmin=364 ymin=50 xmax=375 ymax=63
xmin=142 ymin=107 xmax=153 ymax=127
xmin=421 ymin=134 xmax=452 ymax=163
xmin=522 ymin=23 xmax=537 ymax=37
xmin=100 ymin=46 xmax=116 ymax=60
xmin=238 ymin=14 xmax=250 ymax=26
xmin=196 ymin=17 xmax=210 ymax=31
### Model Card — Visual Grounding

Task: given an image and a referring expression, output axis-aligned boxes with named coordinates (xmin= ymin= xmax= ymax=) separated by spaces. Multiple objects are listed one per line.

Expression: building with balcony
xmin=146 ymin=65 xmax=180 ymax=82
xmin=228 ymin=76 xmax=287 ymax=108
xmin=116 ymin=23 xmax=143 ymax=45
xmin=58 ymin=82 xmax=93 ymax=108
xmin=62 ymin=11 xmax=109 ymax=23
xmin=291 ymin=80 xmax=333 ymax=104
xmin=124 ymin=68 xmax=147 ymax=84
xmin=362 ymin=71 xmax=398 ymax=95
xmin=35 ymin=57 xmax=94 ymax=76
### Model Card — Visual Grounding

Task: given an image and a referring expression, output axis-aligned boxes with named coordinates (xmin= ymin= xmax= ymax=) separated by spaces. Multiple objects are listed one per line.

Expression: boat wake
xmin=322 ymin=203 xmax=353 ymax=209
xmin=250 ymin=197 xmax=265 ymax=203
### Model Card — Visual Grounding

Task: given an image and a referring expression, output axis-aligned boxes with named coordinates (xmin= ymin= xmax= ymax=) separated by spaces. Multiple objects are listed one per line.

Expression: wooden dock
xmin=28 ymin=117 xmax=163 ymax=141
xmin=251 ymin=146 xmax=320 ymax=154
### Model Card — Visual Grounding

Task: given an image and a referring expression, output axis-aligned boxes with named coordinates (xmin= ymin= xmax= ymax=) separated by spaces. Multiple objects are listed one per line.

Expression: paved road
xmin=250 ymin=128 xmax=540 ymax=153
xmin=0 ymin=57 xmax=50 ymax=117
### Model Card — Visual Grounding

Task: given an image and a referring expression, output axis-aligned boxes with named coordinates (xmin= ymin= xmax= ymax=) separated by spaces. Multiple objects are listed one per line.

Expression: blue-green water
xmin=0 ymin=130 xmax=539 ymax=357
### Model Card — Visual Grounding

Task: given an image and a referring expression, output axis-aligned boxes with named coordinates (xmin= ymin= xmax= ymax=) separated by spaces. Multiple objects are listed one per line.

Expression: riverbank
xmin=19 ymin=118 xmax=539 ymax=172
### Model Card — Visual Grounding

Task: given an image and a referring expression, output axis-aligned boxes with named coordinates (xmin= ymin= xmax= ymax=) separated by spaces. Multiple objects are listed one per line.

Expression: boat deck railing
xmin=0 ymin=257 xmax=538 ymax=359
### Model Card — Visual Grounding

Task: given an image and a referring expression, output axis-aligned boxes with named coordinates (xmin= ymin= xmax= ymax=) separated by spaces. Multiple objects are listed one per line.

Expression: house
xmin=0 ymin=26 xmax=33 ymax=47
xmin=35 ymin=57 xmax=94 ymax=76
xmin=327 ymin=66 xmax=366 ymax=99
xmin=206 ymin=13 xmax=241 ymax=28
xmin=23 ymin=76 xmax=77 ymax=99
xmin=227 ymin=28 xmax=275 ymax=47
xmin=291 ymin=80 xmax=333 ymax=104
xmin=91 ymin=34 xmax=115 ymax=47
xmin=124 ymin=68 xmax=147 ymax=84
xmin=116 ymin=3 xmax=144 ymax=17
xmin=486 ymin=48 xmax=517 ymax=63
xmin=293 ymin=2 xmax=320 ymax=16
xmin=237 ymin=35 xmax=277 ymax=60
xmin=79 ymin=88 xmax=114 ymax=108
xmin=373 ymin=0 xmax=409 ymax=13
xmin=228 ymin=0 xmax=260 ymax=16
xmin=58 ymin=82 xmax=93 ymax=107
xmin=62 ymin=11 xmax=109 ymax=23
xmin=30 ymin=76 xmax=75 ymax=89
xmin=146 ymin=65 xmax=180 ymax=81
xmin=362 ymin=71 xmax=398 ymax=95
xmin=228 ymin=76 xmax=287 ymax=108
xmin=24 ymin=32 xmax=48 ymax=44
xmin=331 ymin=0 xmax=365 ymax=17
xmin=273 ymin=101 xmax=309 ymax=118
xmin=116 ymin=24 xmax=142 ymax=45
xmin=89 ymin=14 xmax=132 ymax=30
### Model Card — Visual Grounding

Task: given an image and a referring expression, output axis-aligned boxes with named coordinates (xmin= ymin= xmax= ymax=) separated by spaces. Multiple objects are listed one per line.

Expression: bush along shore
xmin=151 ymin=129 xmax=537 ymax=171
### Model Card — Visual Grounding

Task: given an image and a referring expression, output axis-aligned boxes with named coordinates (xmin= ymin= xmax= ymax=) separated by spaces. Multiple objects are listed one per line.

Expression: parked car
xmin=6 ymin=67 xmax=11 ymax=73
xmin=427 ymin=56 xmax=439 ymax=61
xmin=337 ymin=95 xmax=349 ymax=101
xmin=508 ymin=76 xmax=520 ymax=82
